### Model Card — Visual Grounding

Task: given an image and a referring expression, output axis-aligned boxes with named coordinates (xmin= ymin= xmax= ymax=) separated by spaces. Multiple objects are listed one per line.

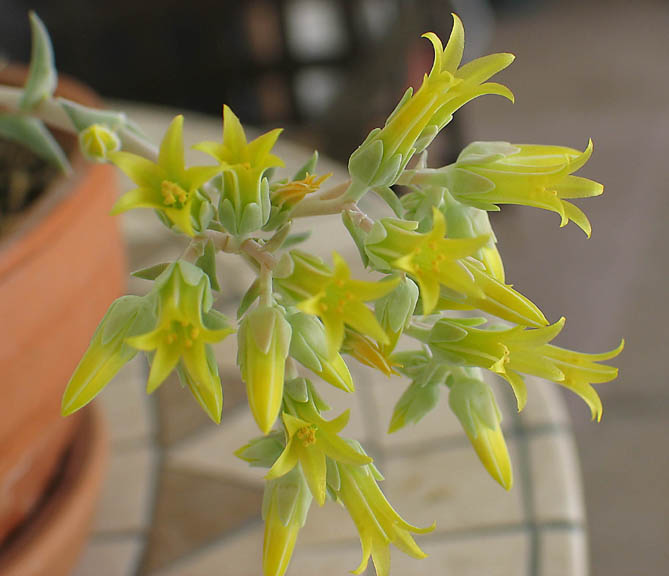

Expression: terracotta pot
xmin=0 ymin=407 xmax=108 ymax=576
xmin=0 ymin=67 xmax=124 ymax=543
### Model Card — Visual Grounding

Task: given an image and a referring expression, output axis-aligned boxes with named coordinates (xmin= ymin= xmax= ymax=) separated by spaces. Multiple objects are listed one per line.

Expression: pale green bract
xmin=2 ymin=11 xmax=624 ymax=576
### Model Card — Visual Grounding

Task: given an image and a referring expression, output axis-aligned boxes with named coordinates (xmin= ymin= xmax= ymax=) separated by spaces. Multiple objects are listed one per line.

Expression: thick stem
xmin=0 ymin=85 xmax=158 ymax=160
xmin=258 ymin=264 xmax=273 ymax=307
xmin=240 ymin=238 xmax=277 ymax=270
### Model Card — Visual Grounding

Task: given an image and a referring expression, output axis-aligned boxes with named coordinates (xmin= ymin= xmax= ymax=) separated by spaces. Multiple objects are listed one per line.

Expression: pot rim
xmin=0 ymin=406 xmax=108 ymax=575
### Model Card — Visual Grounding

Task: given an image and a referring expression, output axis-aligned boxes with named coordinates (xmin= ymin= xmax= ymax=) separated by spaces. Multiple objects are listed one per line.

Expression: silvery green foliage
xmin=0 ymin=12 xmax=70 ymax=171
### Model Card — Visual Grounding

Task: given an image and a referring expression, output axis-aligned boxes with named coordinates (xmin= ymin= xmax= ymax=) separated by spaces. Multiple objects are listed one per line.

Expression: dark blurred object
xmin=1 ymin=0 xmax=500 ymax=162
xmin=0 ymin=139 xmax=57 ymax=234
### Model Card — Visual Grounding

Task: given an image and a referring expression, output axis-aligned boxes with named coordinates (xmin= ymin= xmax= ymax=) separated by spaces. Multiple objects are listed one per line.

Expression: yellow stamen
xmin=161 ymin=180 xmax=188 ymax=207
xmin=297 ymin=425 xmax=317 ymax=447
xmin=190 ymin=327 xmax=200 ymax=339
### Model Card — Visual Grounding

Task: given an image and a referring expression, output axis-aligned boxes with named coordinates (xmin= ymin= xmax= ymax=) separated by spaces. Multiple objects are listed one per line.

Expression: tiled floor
xmin=73 ymin=1 xmax=668 ymax=574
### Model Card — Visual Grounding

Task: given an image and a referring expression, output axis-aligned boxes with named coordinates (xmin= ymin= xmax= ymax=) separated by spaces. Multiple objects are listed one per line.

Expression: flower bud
xmin=262 ymin=467 xmax=312 ymax=576
xmin=449 ymin=373 xmax=512 ymax=490
xmin=287 ymin=311 xmax=354 ymax=392
xmin=62 ymin=295 xmax=154 ymax=415
xmin=239 ymin=305 xmax=292 ymax=434
xmin=374 ymin=277 xmax=419 ymax=353
xmin=78 ymin=123 xmax=120 ymax=162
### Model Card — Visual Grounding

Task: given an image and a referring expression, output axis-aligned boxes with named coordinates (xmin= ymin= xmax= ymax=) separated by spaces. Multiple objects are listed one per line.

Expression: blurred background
xmin=2 ymin=0 xmax=667 ymax=574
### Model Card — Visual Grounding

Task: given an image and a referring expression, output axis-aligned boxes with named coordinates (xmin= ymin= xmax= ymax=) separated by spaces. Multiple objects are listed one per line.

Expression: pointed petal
xmin=267 ymin=443 xmax=300 ymax=480
xmin=192 ymin=140 xmax=225 ymax=162
xmin=320 ymin=434 xmax=372 ymax=467
xmin=301 ymin=446 xmax=327 ymax=506
xmin=159 ymin=115 xmax=185 ymax=179
xmin=456 ymin=52 xmax=515 ymax=84
xmin=181 ymin=341 xmax=213 ymax=393
xmin=125 ymin=327 xmax=163 ymax=351
xmin=504 ymin=369 xmax=528 ymax=412
xmin=557 ymin=175 xmax=604 ymax=199
xmin=562 ymin=200 xmax=592 ymax=237
xmin=345 ymin=303 xmax=390 ymax=346
xmin=322 ymin=313 xmax=345 ymax=359
xmin=146 ymin=344 xmax=180 ymax=392
xmin=110 ymin=187 xmax=163 ymax=215
xmin=422 ymin=32 xmax=444 ymax=77
xmin=109 ymin=151 xmax=165 ymax=188
xmin=183 ymin=164 xmax=222 ymax=190
xmin=223 ymin=105 xmax=248 ymax=153
xmin=416 ymin=274 xmax=441 ymax=314
xmin=247 ymin=128 xmax=284 ymax=166
xmin=442 ymin=13 xmax=465 ymax=73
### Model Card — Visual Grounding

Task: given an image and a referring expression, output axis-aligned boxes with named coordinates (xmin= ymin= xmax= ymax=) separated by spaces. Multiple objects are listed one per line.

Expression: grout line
xmin=384 ymin=422 xmax=570 ymax=460
xmin=89 ymin=529 xmax=145 ymax=542
xmin=133 ymin=363 xmax=164 ymax=576
xmin=505 ymin=391 xmax=540 ymax=576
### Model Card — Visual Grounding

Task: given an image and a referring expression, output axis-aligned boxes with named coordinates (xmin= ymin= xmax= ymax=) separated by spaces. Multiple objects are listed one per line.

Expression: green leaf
xmin=293 ymin=150 xmax=319 ymax=181
xmin=20 ymin=12 xmax=57 ymax=111
xmin=341 ymin=211 xmax=369 ymax=267
xmin=373 ymin=186 xmax=404 ymax=218
xmin=281 ymin=231 xmax=311 ymax=250
xmin=388 ymin=378 xmax=442 ymax=433
xmin=236 ymin=432 xmax=285 ymax=467
xmin=131 ymin=262 xmax=171 ymax=281
xmin=0 ymin=114 xmax=70 ymax=172
xmin=237 ymin=279 xmax=260 ymax=319
xmin=348 ymin=138 xmax=383 ymax=185
xmin=195 ymin=239 xmax=220 ymax=290
xmin=284 ymin=377 xmax=310 ymax=403
xmin=60 ymin=99 xmax=127 ymax=131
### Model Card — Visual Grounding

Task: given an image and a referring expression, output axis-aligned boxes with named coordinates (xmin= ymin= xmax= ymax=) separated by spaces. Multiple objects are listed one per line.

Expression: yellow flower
xmin=426 ymin=317 xmax=623 ymax=420
xmin=126 ymin=261 xmax=233 ymax=421
xmin=453 ymin=140 xmax=603 ymax=237
xmin=366 ymin=207 xmax=547 ymax=326
xmin=238 ymin=304 xmax=292 ymax=434
xmin=336 ymin=461 xmax=434 ymax=576
xmin=295 ymin=252 xmax=400 ymax=358
xmin=267 ymin=408 xmax=371 ymax=506
xmin=79 ymin=123 xmax=120 ymax=162
xmin=110 ymin=115 xmax=221 ymax=236
xmin=271 ymin=172 xmax=331 ymax=208
xmin=194 ymin=105 xmax=283 ymax=234
xmin=342 ymin=330 xmax=399 ymax=377
xmin=449 ymin=374 xmax=512 ymax=490
xmin=347 ymin=14 xmax=514 ymax=195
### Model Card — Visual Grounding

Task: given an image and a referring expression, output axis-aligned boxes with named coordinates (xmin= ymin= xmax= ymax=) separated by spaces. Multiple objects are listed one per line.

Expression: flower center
xmin=296 ymin=425 xmax=317 ymax=447
xmin=161 ymin=180 xmax=189 ymax=208
xmin=165 ymin=320 xmax=200 ymax=348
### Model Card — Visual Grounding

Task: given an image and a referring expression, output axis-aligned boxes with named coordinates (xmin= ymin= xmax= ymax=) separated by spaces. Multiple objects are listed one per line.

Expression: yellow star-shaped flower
xmin=194 ymin=105 xmax=284 ymax=234
xmin=110 ymin=115 xmax=221 ymax=236
xmin=297 ymin=252 xmax=399 ymax=358
xmin=126 ymin=262 xmax=234 ymax=421
xmin=267 ymin=408 xmax=371 ymax=506
xmin=392 ymin=208 xmax=488 ymax=314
